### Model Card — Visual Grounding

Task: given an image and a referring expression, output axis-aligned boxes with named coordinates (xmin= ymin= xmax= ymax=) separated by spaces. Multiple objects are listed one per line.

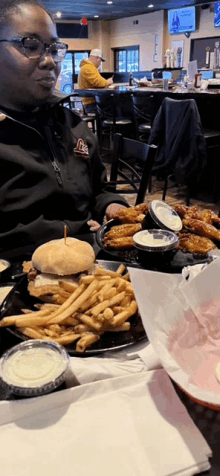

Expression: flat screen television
xmin=168 ymin=6 xmax=196 ymax=35
xmin=214 ymin=2 xmax=220 ymax=27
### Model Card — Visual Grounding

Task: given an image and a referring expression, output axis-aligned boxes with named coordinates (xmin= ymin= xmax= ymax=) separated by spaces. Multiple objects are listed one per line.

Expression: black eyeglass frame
xmin=0 ymin=37 xmax=68 ymax=62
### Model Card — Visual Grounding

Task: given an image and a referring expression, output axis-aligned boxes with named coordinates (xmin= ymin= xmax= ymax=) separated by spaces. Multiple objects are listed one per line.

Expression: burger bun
xmin=32 ymin=237 xmax=95 ymax=276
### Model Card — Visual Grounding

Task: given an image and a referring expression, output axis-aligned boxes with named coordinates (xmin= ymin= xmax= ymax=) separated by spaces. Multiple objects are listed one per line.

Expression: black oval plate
xmin=0 ymin=260 xmax=147 ymax=357
xmin=96 ymin=220 xmax=212 ymax=272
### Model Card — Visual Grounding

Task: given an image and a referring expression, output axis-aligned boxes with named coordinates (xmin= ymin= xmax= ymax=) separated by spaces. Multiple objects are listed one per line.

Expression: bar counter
xmin=75 ymin=85 xmax=220 ymax=130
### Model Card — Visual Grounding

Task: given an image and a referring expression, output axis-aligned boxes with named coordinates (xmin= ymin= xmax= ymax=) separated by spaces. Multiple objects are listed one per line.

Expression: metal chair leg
xmin=162 ymin=177 xmax=168 ymax=201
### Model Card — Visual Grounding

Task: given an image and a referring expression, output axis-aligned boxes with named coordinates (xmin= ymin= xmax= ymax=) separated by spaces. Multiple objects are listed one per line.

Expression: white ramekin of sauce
xmin=133 ymin=229 xmax=179 ymax=266
xmin=0 ymin=259 xmax=11 ymax=278
xmin=142 ymin=200 xmax=182 ymax=233
xmin=0 ymin=283 xmax=14 ymax=304
xmin=0 ymin=340 xmax=70 ymax=396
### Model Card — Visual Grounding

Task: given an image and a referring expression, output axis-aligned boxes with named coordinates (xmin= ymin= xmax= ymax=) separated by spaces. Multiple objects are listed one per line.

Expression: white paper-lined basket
xmin=129 ymin=262 xmax=220 ymax=410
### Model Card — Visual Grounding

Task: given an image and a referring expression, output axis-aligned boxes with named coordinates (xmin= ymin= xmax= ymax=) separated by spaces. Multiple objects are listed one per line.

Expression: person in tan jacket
xmin=78 ymin=49 xmax=113 ymax=114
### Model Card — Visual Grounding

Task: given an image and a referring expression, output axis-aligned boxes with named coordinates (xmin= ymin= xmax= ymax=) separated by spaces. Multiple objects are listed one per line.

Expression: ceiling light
xmin=107 ymin=1 xmax=113 ymax=4
xmin=148 ymin=4 xmax=154 ymax=7
xmin=56 ymin=11 xmax=62 ymax=17
xmin=94 ymin=15 xmax=99 ymax=17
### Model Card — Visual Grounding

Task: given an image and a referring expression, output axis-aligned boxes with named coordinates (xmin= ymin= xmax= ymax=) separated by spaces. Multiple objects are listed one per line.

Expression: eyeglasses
xmin=0 ymin=37 xmax=68 ymax=62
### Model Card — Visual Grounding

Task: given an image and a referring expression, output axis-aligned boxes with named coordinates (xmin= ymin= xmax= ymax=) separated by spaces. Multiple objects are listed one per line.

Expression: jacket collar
xmin=48 ymin=89 xmax=73 ymax=107
xmin=0 ymin=89 xmax=73 ymax=115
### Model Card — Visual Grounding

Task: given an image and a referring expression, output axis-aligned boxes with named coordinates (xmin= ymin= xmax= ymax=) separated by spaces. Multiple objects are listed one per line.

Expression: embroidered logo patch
xmin=74 ymin=138 xmax=89 ymax=159
xmin=0 ymin=113 xmax=6 ymax=122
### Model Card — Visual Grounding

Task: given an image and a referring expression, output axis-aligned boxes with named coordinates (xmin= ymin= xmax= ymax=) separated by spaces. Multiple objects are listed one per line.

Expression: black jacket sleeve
xmin=87 ymin=131 xmax=128 ymax=222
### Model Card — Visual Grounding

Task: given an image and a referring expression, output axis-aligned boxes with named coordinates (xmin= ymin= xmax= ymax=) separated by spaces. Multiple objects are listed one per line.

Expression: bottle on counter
xmin=177 ymin=47 xmax=182 ymax=68
xmin=214 ymin=42 xmax=220 ymax=70
xmin=205 ymin=47 xmax=211 ymax=69
xmin=194 ymin=73 xmax=202 ymax=88
xmin=129 ymin=71 xmax=133 ymax=86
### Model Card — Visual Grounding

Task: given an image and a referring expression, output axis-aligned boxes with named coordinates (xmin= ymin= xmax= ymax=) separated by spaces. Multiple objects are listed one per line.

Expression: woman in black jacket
xmin=0 ymin=0 xmax=127 ymax=256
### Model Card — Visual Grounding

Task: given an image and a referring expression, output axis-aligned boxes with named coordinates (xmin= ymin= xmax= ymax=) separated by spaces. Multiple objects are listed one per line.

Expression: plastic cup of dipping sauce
xmin=0 ymin=259 xmax=11 ymax=281
xmin=0 ymin=340 xmax=70 ymax=397
xmin=133 ymin=228 xmax=179 ymax=265
xmin=142 ymin=200 xmax=182 ymax=233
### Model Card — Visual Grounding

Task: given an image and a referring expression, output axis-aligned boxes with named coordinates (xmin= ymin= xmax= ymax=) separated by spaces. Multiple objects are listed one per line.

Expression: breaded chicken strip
xmin=104 ymin=236 xmax=134 ymax=249
xmin=177 ymin=233 xmax=217 ymax=255
xmin=182 ymin=218 xmax=220 ymax=242
xmin=112 ymin=203 xmax=149 ymax=224
xmin=103 ymin=223 xmax=141 ymax=242
xmin=175 ymin=205 xmax=220 ymax=226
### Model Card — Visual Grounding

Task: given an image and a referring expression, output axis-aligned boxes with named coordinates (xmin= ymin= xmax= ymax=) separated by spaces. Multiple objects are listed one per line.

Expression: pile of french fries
xmin=0 ymin=264 xmax=138 ymax=353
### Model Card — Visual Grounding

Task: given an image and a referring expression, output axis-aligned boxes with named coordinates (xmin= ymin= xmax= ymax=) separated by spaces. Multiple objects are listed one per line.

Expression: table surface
xmin=75 ymin=84 xmax=220 ymax=96
xmin=0 ymin=234 xmax=220 ymax=475
xmin=74 ymin=85 xmax=220 ymax=131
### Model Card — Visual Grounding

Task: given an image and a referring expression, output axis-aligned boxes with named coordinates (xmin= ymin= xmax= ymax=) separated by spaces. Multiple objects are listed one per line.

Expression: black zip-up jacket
xmin=148 ymin=97 xmax=207 ymax=185
xmin=0 ymin=94 xmax=127 ymax=257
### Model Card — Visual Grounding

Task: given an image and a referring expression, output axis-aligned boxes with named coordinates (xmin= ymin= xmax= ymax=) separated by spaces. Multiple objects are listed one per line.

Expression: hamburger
xmin=23 ymin=237 xmax=96 ymax=301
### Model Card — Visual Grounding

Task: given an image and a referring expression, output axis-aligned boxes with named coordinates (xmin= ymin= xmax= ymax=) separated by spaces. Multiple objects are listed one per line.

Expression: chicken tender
xmin=175 ymin=205 xmax=220 ymax=226
xmin=104 ymin=236 xmax=134 ymax=250
xmin=177 ymin=233 xmax=217 ymax=255
xmin=112 ymin=203 xmax=149 ymax=224
xmin=174 ymin=205 xmax=188 ymax=219
xmin=182 ymin=218 xmax=220 ymax=242
xmin=103 ymin=223 xmax=141 ymax=242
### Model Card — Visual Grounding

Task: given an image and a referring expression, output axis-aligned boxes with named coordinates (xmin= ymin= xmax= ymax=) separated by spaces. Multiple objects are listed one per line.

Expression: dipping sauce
xmin=133 ymin=229 xmax=179 ymax=251
xmin=0 ymin=260 xmax=10 ymax=273
xmin=133 ymin=229 xmax=179 ymax=267
xmin=154 ymin=205 xmax=181 ymax=229
xmin=143 ymin=200 xmax=182 ymax=233
xmin=1 ymin=340 xmax=69 ymax=396
xmin=0 ymin=285 xmax=14 ymax=304
xmin=135 ymin=232 xmax=174 ymax=247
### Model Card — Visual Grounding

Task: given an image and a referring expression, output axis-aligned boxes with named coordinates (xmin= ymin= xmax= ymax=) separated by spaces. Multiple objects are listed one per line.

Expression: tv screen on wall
xmin=214 ymin=2 xmax=220 ymax=27
xmin=168 ymin=6 xmax=196 ymax=34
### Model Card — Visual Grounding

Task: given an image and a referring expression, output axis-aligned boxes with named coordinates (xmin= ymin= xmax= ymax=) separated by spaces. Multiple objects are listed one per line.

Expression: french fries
xmin=0 ymin=264 xmax=138 ymax=353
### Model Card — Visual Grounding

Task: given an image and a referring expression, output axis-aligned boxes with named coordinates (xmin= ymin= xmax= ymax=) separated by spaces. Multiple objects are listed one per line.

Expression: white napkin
xmin=181 ymin=263 xmax=209 ymax=283
xmin=0 ymin=370 xmax=211 ymax=476
xmin=64 ymin=342 xmax=162 ymax=387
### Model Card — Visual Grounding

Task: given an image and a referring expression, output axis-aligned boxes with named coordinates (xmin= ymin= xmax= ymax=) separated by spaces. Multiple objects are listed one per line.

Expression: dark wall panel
xmin=56 ymin=23 xmax=88 ymax=39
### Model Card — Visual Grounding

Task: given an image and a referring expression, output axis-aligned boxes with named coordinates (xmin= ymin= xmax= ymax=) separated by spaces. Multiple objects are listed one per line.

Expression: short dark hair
xmin=0 ymin=0 xmax=54 ymax=34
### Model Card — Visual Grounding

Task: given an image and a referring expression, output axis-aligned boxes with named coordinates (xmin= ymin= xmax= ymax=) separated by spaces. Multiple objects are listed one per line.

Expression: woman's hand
xmin=87 ymin=204 xmax=127 ymax=231
xmin=87 ymin=220 xmax=101 ymax=232
xmin=105 ymin=203 xmax=127 ymax=221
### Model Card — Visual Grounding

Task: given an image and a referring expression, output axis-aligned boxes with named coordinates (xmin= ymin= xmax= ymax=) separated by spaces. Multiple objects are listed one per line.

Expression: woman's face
xmin=0 ymin=4 xmax=61 ymax=110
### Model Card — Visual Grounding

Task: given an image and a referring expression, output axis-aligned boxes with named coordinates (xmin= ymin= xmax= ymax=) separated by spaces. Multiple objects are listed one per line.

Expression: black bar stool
xmin=95 ymin=93 xmax=133 ymax=157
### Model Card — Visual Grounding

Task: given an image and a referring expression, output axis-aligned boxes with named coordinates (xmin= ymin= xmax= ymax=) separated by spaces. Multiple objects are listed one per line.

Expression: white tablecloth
xmin=0 ymin=343 xmax=211 ymax=476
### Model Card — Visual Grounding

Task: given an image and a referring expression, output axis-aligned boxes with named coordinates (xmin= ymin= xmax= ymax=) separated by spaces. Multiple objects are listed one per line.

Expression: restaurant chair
xmin=58 ymin=93 xmax=96 ymax=133
xmin=67 ymin=94 xmax=96 ymax=133
xmin=148 ymin=97 xmax=220 ymax=205
xmin=95 ymin=93 xmax=133 ymax=156
xmin=132 ymin=93 xmax=154 ymax=142
xmin=81 ymin=106 xmax=96 ymax=134
xmin=56 ymin=91 xmax=80 ymax=110
xmin=109 ymin=133 xmax=157 ymax=204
